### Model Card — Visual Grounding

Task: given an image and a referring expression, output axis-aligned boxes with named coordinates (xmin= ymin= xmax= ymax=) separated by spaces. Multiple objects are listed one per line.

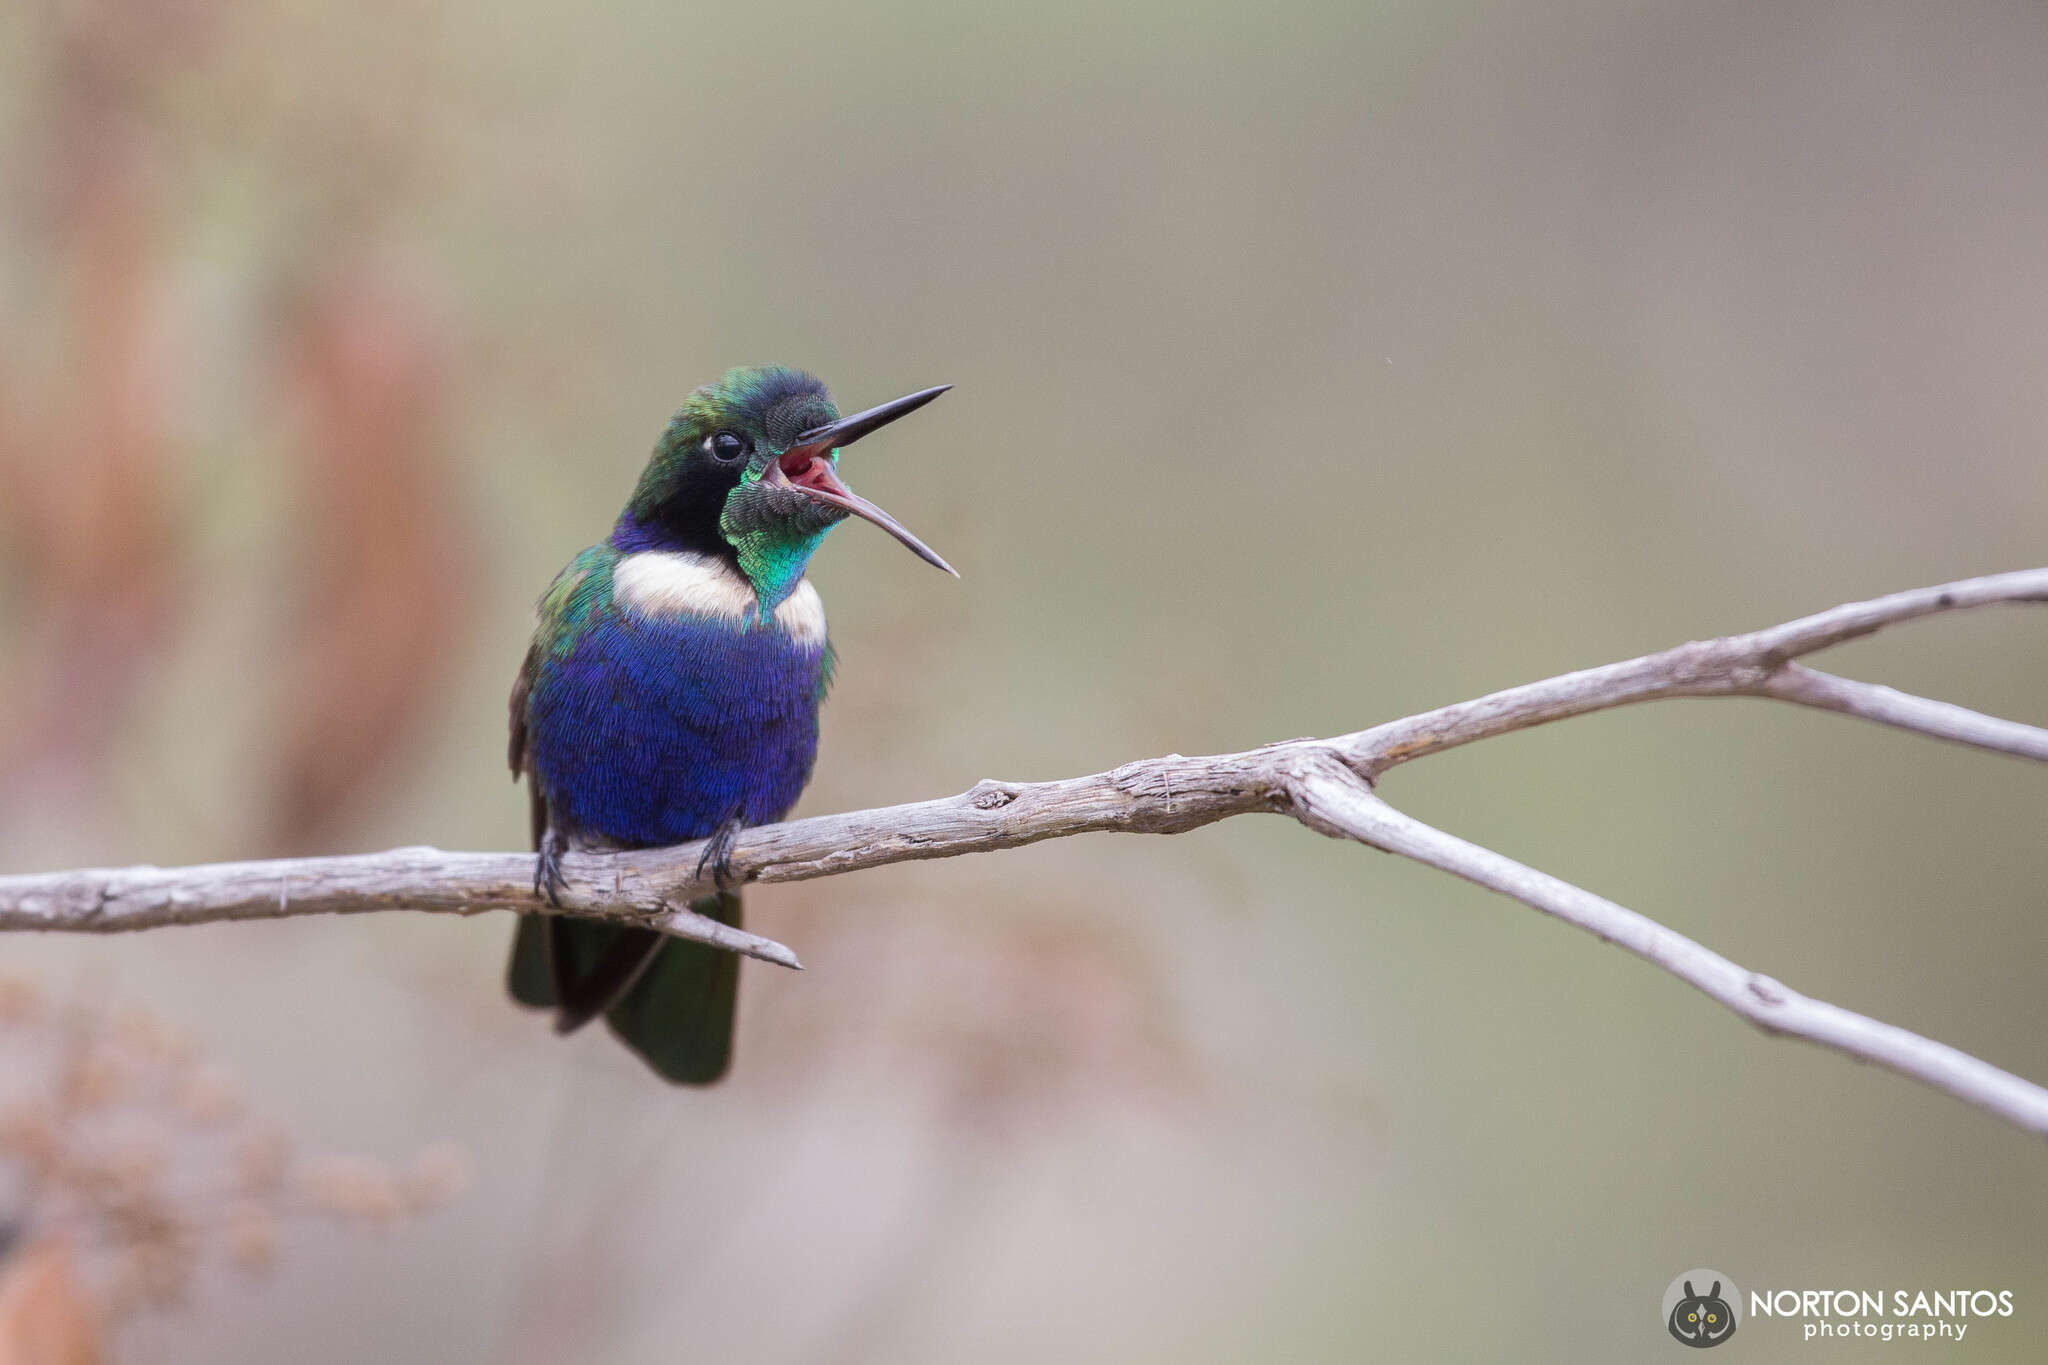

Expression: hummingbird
xmin=505 ymin=367 xmax=954 ymax=1083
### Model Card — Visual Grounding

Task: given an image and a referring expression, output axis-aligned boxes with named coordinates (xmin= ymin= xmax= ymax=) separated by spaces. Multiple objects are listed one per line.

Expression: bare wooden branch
xmin=1754 ymin=663 xmax=2048 ymax=761
xmin=0 ymin=848 xmax=805 ymax=968
xmin=1331 ymin=566 xmax=2048 ymax=775
xmin=1285 ymin=754 xmax=2048 ymax=1137
xmin=0 ymin=568 xmax=2042 ymax=1133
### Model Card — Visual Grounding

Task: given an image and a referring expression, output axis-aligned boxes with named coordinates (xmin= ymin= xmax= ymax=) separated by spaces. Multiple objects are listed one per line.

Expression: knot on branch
xmin=966 ymin=780 xmax=1018 ymax=810
xmin=1745 ymin=973 xmax=1790 ymax=1007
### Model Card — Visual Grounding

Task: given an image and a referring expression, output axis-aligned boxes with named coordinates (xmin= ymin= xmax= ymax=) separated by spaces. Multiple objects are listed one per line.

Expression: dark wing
xmin=505 ymin=547 xmax=666 ymax=1020
xmin=505 ymin=640 xmax=558 ymax=1008
xmin=518 ymin=615 xmax=666 ymax=1037
xmin=508 ymin=640 xmax=547 ymax=844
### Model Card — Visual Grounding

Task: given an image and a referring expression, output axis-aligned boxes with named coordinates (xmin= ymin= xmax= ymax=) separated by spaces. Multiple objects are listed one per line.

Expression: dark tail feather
xmin=506 ymin=914 xmax=557 ymax=1008
xmin=603 ymin=891 xmax=743 ymax=1086
xmin=504 ymin=895 xmax=743 ymax=1085
xmin=548 ymin=919 xmax=664 ymax=1035
xmin=504 ymin=913 xmax=664 ymax=1034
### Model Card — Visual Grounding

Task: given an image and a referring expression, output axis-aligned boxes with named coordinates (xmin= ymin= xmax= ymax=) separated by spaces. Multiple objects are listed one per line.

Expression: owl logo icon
xmin=1664 ymin=1272 xmax=1739 ymax=1348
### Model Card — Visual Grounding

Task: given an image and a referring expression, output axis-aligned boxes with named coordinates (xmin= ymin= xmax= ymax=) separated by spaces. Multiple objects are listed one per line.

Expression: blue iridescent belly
xmin=528 ymin=612 xmax=828 ymax=847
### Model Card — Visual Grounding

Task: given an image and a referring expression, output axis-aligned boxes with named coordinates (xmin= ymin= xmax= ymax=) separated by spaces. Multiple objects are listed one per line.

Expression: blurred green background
xmin=1 ymin=0 xmax=2045 ymax=1359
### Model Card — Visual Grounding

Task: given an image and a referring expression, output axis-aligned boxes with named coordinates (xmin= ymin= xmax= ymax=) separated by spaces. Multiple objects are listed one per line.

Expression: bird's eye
xmin=706 ymin=431 xmax=749 ymax=464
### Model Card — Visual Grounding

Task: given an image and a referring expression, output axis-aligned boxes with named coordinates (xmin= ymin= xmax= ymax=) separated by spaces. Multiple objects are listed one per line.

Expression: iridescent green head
xmin=616 ymin=366 xmax=956 ymax=611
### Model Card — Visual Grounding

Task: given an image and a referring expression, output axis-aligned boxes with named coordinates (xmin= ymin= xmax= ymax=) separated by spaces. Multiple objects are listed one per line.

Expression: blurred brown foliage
xmin=0 ymin=0 xmax=467 ymax=851
xmin=0 ymin=1241 xmax=101 ymax=1365
xmin=0 ymin=970 xmax=468 ymax=1352
xmin=267 ymin=264 xmax=464 ymax=848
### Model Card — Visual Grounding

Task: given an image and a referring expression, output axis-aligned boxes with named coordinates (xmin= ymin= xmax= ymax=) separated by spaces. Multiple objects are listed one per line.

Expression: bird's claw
xmin=534 ymin=828 xmax=569 ymax=907
xmin=694 ymin=816 xmax=745 ymax=895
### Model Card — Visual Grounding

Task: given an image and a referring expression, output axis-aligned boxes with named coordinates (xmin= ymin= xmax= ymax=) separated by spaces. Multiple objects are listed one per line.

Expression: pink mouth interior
xmin=780 ymin=452 xmax=840 ymax=493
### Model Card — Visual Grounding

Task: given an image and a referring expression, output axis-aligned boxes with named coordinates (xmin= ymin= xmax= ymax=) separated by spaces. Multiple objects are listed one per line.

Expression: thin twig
xmin=1334 ymin=566 xmax=2048 ymax=775
xmin=1285 ymin=754 xmax=2048 ymax=1137
xmin=0 ymin=568 xmax=2042 ymax=1132
xmin=1756 ymin=663 xmax=2048 ymax=761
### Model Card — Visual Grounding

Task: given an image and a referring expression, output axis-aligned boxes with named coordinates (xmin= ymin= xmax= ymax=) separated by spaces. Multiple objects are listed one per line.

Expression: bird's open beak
xmin=767 ymin=385 xmax=958 ymax=576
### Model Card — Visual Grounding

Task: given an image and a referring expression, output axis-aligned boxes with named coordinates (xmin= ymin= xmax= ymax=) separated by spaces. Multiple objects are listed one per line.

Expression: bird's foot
xmin=694 ymin=816 xmax=745 ymax=894
xmin=534 ymin=828 xmax=569 ymax=907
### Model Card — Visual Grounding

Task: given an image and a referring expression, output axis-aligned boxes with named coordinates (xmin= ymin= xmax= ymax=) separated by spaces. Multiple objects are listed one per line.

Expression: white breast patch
xmin=611 ymin=550 xmax=828 ymax=646
xmin=774 ymin=579 xmax=828 ymax=646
